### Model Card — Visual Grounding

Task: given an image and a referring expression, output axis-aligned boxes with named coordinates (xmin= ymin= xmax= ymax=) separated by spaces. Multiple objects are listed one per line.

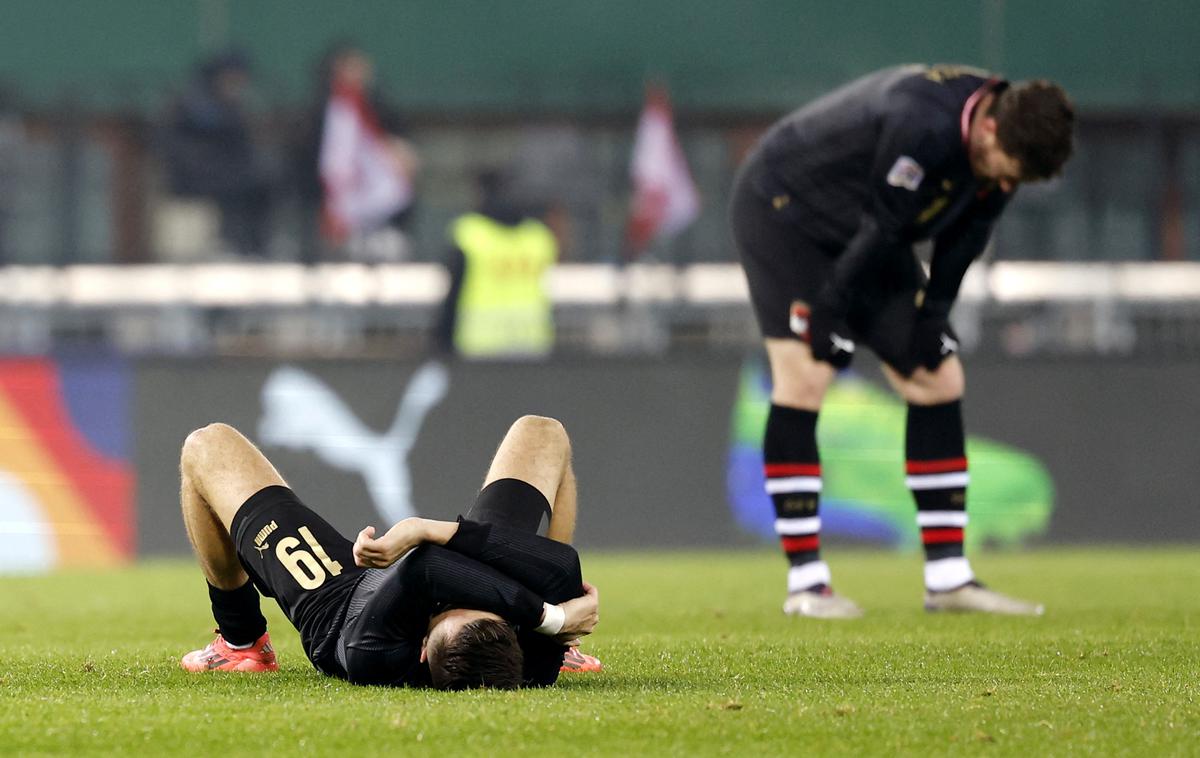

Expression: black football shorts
xmin=231 ymin=485 xmax=364 ymax=673
xmin=467 ymin=477 xmax=552 ymax=534
xmin=730 ymin=157 xmax=926 ymax=373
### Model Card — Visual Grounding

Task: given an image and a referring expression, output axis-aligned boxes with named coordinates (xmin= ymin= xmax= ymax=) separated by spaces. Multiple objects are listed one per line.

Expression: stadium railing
xmin=1 ymin=262 xmax=1199 ymax=358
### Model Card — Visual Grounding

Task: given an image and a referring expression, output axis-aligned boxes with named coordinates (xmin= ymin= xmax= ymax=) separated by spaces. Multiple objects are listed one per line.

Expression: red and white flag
xmin=319 ymin=84 xmax=413 ymax=244
xmin=627 ymin=84 xmax=700 ymax=256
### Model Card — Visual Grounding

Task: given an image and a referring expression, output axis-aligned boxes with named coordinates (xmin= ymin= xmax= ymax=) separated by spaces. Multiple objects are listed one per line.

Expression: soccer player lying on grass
xmin=178 ymin=415 xmax=601 ymax=689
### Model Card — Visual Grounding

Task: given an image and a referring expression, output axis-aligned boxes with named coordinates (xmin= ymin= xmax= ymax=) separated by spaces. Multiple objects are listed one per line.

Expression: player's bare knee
xmin=514 ymin=414 xmax=569 ymax=448
xmin=913 ymin=384 xmax=962 ymax=406
xmin=514 ymin=413 xmax=562 ymax=432
xmin=767 ymin=346 xmax=834 ymax=409
xmin=772 ymin=380 xmax=826 ymax=409
xmin=181 ymin=422 xmax=238 ymax=473
xmin=938 ymin=374 xmax=965 ymax=403
xmin=772 ymin=368 xmax=832 ymax=409
xmin=928 ymin=359 xmax=965 ymax=402
xmin=898 ymin=370 xmax=964 ymax=405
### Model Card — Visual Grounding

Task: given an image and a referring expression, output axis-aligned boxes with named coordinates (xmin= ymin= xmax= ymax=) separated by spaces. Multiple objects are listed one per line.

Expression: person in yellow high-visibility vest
xmin=436 ymin=170 xmax=558 ymax=358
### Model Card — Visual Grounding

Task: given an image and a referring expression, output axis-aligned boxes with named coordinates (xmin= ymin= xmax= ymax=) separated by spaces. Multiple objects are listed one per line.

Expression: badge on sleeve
xmin=886 ymin=156 xmax=925 ymax=191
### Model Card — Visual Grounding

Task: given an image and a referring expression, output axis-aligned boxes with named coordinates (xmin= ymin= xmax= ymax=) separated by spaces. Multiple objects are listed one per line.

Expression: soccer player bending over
xmin=178 ymin=415 xmax=600 ymax=688
xmin=731 ymin=64 xmax=1074 ymax=618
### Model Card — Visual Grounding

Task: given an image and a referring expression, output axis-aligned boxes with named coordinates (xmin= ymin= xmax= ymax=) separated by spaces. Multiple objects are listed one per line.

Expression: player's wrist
xmin=910 ymin=311 xmax=960 ymax=371
xmin=422 ymin=519 xmax=459 ymax=545
xmin=534 ymin=602 xmax=566 ymax=635
xmin=807 ymin=292 xmax=856 ymax=368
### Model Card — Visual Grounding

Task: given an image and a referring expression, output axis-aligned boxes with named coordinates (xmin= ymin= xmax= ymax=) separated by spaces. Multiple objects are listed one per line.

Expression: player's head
xmin=422 ymin=609 xmax=523 ymax=690
xmin=973 ymin=80 xmax=1074 ymax=189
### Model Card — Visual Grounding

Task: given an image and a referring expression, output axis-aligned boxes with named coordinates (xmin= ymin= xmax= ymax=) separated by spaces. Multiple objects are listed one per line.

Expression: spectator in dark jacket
xmin=164 ymin=50 xmax=271 ymax=256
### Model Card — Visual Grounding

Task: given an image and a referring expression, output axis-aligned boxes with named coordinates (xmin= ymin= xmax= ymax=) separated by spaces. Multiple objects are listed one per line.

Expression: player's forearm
xmin=825 ymin=215 xmax=902 ymax=308
xmin=378 ymin=517 xmax=458 ymax=545
xmin=418 ymin=518 xmax=459 ymax=545
xmin=355 ymin=518 xmax=461 ymax=568
xmin=927 ymin=222 xmax=991 ymax=316
xmin=926 ymin=188 xmax=1008 ymax=315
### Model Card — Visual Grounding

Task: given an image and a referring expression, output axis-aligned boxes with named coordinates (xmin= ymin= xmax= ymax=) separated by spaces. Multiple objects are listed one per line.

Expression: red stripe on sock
xmin=764 ymin=463 xmax=821 ymax=477
xmin=781 ymin=535 xmax=820 ymax=553
xmin=921 ymin=528 xmax=965 ymax=545
xmin=906 ymin=457 xmax=968 ymax=474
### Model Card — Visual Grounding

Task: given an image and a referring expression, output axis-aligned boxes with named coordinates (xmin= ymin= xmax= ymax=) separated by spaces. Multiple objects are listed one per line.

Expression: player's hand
xmin=556 ymin=581 xmax=600 ymax=641
xmin=910 ymin=312 xmax=959 ymax=372
xmin=808 ymin=301 xmax=856 ymax=369
xmin=353 ymin=517 xmax=427 ymax=568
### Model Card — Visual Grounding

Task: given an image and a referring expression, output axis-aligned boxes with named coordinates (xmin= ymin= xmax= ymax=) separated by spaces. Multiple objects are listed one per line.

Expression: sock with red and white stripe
xmin=906 ymin=400 xmax=974 ymax=592
xmin=764 ymin=404 xmax=829 ymax=593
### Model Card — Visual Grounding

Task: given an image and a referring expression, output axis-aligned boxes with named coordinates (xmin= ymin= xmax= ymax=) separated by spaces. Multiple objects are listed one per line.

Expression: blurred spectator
xmin=162 ymin=50 xmax=272 ymax=257
xmin=0 ymin=87 xmax=17 ymax=263
xmin=298 ymin=44 xmax=419 ymax=261
xmin=435 ymin=169 xmax=558 ymax=359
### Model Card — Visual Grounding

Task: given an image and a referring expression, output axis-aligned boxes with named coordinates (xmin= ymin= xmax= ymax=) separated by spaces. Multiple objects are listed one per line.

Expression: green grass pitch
xmin=1 ymin=548 xmax=1196 ymax=755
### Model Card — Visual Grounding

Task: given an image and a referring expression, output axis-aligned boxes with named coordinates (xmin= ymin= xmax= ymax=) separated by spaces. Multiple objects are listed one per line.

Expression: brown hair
xmin=427 ymin=617 xmax=523 ymax=690
xmin=990 ymin=80 xmax=1075 ymax=181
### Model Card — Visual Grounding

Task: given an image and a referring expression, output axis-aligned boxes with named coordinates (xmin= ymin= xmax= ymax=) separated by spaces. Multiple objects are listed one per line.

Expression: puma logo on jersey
xmin=257 ymin=361 xmax=449 ymax=523
xmin=252 ymin=520 xmax=278 ymax=558
xmin=253 ymin=520 xmax=278 ymax=548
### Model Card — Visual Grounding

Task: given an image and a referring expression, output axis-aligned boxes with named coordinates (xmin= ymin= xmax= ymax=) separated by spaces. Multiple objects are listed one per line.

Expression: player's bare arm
xmin=556 ymin=581 xmax=600 ymax=641
xmin=352 ymin=517 xmax=461 ymax=568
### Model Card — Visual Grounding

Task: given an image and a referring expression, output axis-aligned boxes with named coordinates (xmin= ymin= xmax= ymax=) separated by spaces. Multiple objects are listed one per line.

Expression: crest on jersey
xmin=789 ymin=301 xmax=811 ymax=339
xmin=886 ymin=156 xmax=925 ymax=191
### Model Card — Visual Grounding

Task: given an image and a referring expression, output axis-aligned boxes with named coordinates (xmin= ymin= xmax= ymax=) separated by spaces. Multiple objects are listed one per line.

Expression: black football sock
xmin=764 ymin=404 xmax=830 ymax=593
xmin=906 ymin=400 xmax=974 ymax=591
xmin=208 ymin=580 xmax=267 ymax=647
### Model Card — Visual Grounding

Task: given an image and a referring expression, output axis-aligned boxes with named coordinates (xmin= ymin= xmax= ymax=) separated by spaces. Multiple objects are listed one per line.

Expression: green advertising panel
xmin=727 ymin=359 xmax=1054 ymax=550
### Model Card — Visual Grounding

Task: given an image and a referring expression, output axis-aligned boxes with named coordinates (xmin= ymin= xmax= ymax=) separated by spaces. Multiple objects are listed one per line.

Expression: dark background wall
xmin=963 ymin=358 xmax=1200 ymax=543
xmin=135 ymin=358 xmax=751 ymax=555
xmin=135 ymin=356 xmax=1200 ymax=555
xmin=2 ymin=1 xmax=1197 ymax=111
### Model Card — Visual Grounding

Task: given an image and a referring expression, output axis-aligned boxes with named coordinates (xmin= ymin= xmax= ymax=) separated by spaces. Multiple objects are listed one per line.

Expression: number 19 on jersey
xmin=276 ymin=526 xmax=344 ymax=589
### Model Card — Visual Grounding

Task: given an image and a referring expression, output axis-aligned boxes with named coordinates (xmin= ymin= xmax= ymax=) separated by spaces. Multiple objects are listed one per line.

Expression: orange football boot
xmin=180 ymin=631 xmax=278 ymax=673
xmin=560 ymin=647 xmax=603 ymax=673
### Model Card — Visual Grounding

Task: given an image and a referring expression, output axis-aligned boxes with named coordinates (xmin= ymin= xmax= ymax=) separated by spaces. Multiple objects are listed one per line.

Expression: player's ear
xmin=419 ymin=635 xmax=429 ymax=663
xmin=981 ymin=116 xmax=999 ymax=142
